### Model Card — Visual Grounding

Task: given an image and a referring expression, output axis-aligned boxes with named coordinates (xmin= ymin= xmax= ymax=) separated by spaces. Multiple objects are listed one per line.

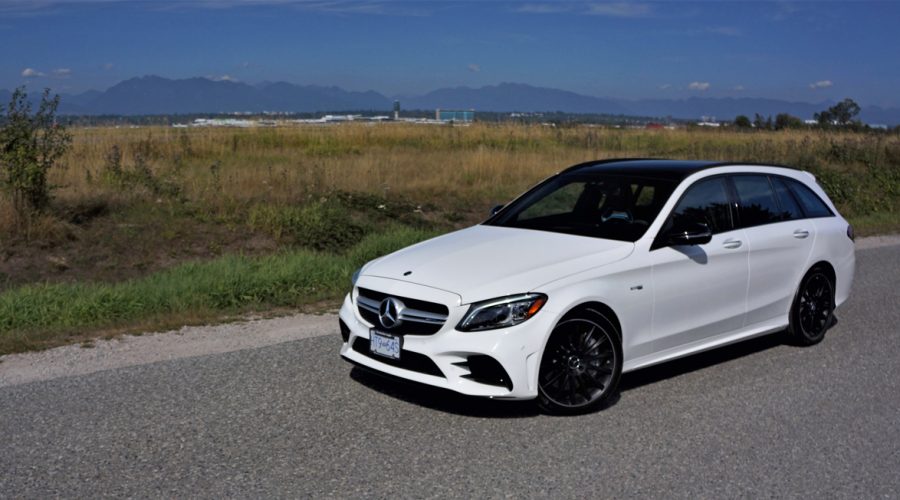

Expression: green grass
xmin=3 ymin=124 xmax=898 ymax=354
xmin=0 ymin=225 xmax=439 ymax=354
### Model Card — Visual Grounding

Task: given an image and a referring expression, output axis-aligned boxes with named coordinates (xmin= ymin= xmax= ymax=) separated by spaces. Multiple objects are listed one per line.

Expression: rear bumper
xmin=338 ymin=284 xmax=551 ymax=400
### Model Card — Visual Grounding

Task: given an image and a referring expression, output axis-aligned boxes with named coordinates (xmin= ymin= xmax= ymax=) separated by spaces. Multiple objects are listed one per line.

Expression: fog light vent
xmin=339 ymin=318 xmax=350 ymax=343
xmin=458 ymin=355 xmax=513 ymax=391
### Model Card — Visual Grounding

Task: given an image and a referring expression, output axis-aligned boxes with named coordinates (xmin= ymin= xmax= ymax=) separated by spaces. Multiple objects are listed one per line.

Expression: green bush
xmin=248 ymin=199 xmax=366 ymax=252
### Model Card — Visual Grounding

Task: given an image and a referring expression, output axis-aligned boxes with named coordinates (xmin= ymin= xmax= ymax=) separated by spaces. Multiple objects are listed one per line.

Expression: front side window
xmin=486 ymin=173 xmax=676 ymax=242
xmin=664 ymin=177 xmax=734 ymax=234
xmin=733 ymin=175 xmax=782 ymax=227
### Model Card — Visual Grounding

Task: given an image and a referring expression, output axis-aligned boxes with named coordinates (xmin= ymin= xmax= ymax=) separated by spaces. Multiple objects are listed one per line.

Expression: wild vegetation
xmin=1 ymin=101 xmax=898 ymax=353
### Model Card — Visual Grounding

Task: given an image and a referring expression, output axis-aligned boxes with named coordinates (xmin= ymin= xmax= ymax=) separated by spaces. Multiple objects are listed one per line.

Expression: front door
xmin=649 ymin=176 xmax=750 ymax=352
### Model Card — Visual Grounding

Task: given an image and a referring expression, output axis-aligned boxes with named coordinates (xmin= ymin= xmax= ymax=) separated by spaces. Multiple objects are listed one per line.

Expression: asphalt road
xmin=2 ymin=244 xmax=899 ymax=498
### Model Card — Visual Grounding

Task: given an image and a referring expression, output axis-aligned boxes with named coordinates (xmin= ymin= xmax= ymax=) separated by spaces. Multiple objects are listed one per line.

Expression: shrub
xmin=248 ymin=199 xmax=366 ymax=252
xmin=0 ymin=87 xmax=71 ymax=223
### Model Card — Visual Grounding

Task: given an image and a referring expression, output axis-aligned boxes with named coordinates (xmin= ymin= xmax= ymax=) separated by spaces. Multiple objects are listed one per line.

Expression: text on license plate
xmin=369 ymin=330 xmax=401 ymax=360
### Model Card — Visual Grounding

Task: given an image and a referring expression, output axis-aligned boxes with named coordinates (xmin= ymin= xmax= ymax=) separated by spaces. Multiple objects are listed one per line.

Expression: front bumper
xmin=338 ymin=278 xmax=554 ymax=400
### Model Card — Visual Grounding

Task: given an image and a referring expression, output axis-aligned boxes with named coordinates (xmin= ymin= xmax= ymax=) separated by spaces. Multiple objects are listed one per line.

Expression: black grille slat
xmin=357 ymin=288 xmax=449 ymax=315
xmin=356 ymin=287 xmax=448 ymax=336
xmin=352 ymin=337 xmax=445 ymax=378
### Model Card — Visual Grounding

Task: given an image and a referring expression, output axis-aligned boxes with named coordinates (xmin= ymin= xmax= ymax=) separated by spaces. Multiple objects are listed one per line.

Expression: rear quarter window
xmin=785 ymin=178 xmax=834 ymax=218
xmin=771 ymin=177 xmax=804 ymax=221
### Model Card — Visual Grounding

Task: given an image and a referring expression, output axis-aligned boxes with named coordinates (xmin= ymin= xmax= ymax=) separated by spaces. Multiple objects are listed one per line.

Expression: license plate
xmin=369 ymin=330 xmax=401 ymax=360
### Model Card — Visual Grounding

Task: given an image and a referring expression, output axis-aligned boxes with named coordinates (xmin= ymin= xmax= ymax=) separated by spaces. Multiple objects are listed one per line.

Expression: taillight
xmin=847 ymin=224 xmax=855 ymax=241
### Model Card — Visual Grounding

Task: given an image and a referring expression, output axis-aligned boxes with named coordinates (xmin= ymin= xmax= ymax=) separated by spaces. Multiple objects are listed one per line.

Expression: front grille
xmin=356 ymin=287 xmax=449 ymax=336
xmin=352 ymin=337 xmax=445 ymax=378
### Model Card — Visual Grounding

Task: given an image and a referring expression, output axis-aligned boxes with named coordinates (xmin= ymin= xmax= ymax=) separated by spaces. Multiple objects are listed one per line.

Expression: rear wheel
xmin=537 ymin=308 xmax=622 ymax=415
xmin=787 ymin=267 xmax=835 ymax=346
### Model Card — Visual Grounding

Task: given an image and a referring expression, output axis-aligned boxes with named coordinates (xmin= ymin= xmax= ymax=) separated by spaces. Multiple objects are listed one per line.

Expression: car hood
xmin=361 ymin=225 xmax=634 ymax=304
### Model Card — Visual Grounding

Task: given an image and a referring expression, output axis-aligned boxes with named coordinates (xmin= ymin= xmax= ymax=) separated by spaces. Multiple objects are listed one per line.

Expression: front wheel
xmin=537 ymin=308 xmax=622 ymax=415
xmin=787 ymin=267 xmax=835 ymax=346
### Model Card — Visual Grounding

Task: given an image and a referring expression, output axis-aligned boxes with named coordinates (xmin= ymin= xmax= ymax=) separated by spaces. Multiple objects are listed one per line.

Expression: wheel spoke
xmin=539 ymin=317 xmax=619 ymax=409
xmin=797 ymin=273 xmax=834 ymax=338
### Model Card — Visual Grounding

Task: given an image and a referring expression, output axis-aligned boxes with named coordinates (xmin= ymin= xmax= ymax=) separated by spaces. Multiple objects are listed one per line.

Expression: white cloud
xmin=706 ymin=26 xmax=741 ymax=37
xmin=515 ymin=3 xmax=573 ymax=14
xmin=688 ymin=81 xmax=711 ymax=91
xmin=586 ymin=3 xmax=651 ymax=18
xmin=52 ymin=68 xmax=72 ymax=78
xmin=209 ymin=74 xmax=238 ymax=82
xmin=2 ymin=1 xmax=432 ymax=17
xmin=733 ymin=85 xmax=745 ymax=91
xmin=658 ymin=84 xmax=672 ymax=90
xmin=467 ymin=63 xmax=481 ymax=73
xmin=21 ymin=67 xmax=45 ymax=77
xmin=809 ymin=80 xmax=833 ymax=89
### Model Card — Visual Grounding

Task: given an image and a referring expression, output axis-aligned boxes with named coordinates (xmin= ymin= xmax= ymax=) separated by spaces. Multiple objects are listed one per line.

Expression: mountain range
xmin=2 ymin=76 xmax=899 ymax=125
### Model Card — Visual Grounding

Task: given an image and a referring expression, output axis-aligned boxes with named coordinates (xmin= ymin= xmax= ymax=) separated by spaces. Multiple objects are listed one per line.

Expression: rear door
xmin=649 ymin=176 xmax=750 ymax=352
xmin=732 ymin=174 xmax=815 ymax=326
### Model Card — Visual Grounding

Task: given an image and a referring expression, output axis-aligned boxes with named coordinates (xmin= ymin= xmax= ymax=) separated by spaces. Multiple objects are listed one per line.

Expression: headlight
xmin=457 ymin=293 xmax=547 ymax=332
xmin=351 ymin=267 xmax=362 ymax=286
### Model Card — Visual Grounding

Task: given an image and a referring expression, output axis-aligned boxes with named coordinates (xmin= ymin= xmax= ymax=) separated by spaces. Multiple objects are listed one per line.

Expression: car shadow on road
xmin=349 ymin=328 xmax=802 ymax=418
xmin=349 ymin=366 xmax=541 ymax=418
xmin=618 ymin=333 xmax=785 ymax=392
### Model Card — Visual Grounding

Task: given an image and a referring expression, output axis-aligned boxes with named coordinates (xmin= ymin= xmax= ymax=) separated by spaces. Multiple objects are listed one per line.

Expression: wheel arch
xmin=807 ymin=260 xmax=836 ymax=288
xmin=558 ymin=301 xmax=623 ymax=341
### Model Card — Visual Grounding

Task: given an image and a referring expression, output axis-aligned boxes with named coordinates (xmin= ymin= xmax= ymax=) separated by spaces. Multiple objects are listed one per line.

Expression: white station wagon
xmin=339 ymin=159 xmax=855 ymax=413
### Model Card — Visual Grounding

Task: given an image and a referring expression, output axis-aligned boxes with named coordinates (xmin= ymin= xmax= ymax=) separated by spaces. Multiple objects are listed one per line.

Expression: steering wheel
xmin=601 ymin=209 xmax=633 ymax=223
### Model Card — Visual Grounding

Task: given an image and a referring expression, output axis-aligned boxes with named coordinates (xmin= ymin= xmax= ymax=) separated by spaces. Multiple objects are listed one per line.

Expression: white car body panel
xmin=362 ymin=225 xmax=634 ymax=304
xmin=339 ymin=162 xmax=856 ymax=400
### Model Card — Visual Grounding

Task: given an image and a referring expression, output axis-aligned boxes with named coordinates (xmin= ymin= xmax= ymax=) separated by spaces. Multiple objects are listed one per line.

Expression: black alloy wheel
xmin=788 ymin=268 xmax=835 ymax=346
xmin=537 ymin=308 xmax=622 ymax=415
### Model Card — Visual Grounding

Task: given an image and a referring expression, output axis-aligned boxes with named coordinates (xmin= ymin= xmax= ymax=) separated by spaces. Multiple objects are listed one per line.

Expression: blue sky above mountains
xmin=2 ymin=1 xmax=898 ymax=107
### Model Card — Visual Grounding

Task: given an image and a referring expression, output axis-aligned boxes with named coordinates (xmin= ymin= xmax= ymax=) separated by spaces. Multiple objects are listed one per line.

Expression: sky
xmin=1 ymin=0 xmax=898 ymax=107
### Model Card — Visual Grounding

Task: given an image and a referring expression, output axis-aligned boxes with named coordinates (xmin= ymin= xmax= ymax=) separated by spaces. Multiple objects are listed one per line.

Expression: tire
xmin=786 ymin=267 xmax=835 ymax=346
xmin=537 ymin=307 xmax=623 ymax=415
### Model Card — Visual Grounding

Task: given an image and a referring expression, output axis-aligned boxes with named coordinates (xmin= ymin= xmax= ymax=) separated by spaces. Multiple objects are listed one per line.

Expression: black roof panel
xmin=561 ymin=158 xmax=729 ymax=181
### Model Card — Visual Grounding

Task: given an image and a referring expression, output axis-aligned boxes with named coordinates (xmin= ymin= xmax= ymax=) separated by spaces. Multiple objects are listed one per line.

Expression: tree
xmin=0 ymin=87 xmax=71 ymax=221
xmin=815 ymin=98 xmax=861 ymax=126
xmin=774 ymin=113 xmax=804 ymax=130
xmin=753 ymin=113 xmax=771 ymax=130
xmin=733 ymin=115 xmax=752 ymax=128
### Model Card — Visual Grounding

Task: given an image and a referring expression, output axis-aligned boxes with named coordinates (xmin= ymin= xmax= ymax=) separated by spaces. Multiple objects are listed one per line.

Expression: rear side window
xmin=785 ymin=179 xmax=833 ymax=217
xmin=733 ymin=175 xmax=781 ymax=227
xmin=771 ymin=177 xmax=803 ymax=221
xmin=666 ymin=177 xmax=733 ymax=234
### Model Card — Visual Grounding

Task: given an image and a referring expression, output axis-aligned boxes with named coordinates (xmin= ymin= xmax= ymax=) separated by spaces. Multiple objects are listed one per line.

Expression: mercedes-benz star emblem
xmin=378 ymin=297 xmax=405 ymax=329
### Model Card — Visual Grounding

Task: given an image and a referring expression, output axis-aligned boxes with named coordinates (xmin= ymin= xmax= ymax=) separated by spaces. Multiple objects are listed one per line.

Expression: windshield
xmin=485 ymin=173 xmax=677 ymax=242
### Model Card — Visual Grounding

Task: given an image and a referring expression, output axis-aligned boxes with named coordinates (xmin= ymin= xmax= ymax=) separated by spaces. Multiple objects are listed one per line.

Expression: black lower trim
xmin=338 ymin=318 xmax=350 ymax=343
xmin=457 ymin=355 xmax=513 ymax=391
xmin=350 ymin=337 xmax=445 ymax=378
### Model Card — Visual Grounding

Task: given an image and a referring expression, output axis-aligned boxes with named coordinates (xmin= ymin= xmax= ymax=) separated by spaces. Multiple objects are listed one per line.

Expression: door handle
xmin=793 ymin=229 xmax=810 ymax=239
xmin=723 ymin=239 xmax=742 ymax=249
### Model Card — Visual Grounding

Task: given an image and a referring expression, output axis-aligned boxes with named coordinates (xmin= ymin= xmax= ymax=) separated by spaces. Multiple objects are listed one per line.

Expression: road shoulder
xmin=2 ymin=234 xmax=897 ymax=388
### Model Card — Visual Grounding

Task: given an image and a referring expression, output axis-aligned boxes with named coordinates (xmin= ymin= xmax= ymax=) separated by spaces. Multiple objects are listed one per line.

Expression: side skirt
xmin=622 ymin=318 xmax=788 ymax=373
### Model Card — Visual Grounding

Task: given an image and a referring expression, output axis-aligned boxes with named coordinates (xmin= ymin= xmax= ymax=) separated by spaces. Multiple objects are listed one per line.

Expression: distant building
xmin=393 ymin=100 xmax=400 ymax=120
xmin=436 ymin=109 xmax=474 ymax=122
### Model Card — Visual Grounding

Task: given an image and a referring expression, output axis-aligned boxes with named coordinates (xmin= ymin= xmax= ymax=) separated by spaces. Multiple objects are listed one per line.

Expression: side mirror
xmin=490 ymin=204 xmax=504 ymax=216
xmin=667 ymin=222 xmax=712 ymax=246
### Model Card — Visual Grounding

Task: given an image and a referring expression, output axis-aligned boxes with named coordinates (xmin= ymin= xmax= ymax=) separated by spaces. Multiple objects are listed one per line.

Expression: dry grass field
xmin=0 ymin=122 xmax=897 ymax=353
xmin=47 ymin=123 xmax=900 ymax=211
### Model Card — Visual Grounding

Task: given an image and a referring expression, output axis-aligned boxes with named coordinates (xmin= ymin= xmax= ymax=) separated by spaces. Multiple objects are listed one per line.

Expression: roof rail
xmin=558 ymin=158 xmax=656 ymax=175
